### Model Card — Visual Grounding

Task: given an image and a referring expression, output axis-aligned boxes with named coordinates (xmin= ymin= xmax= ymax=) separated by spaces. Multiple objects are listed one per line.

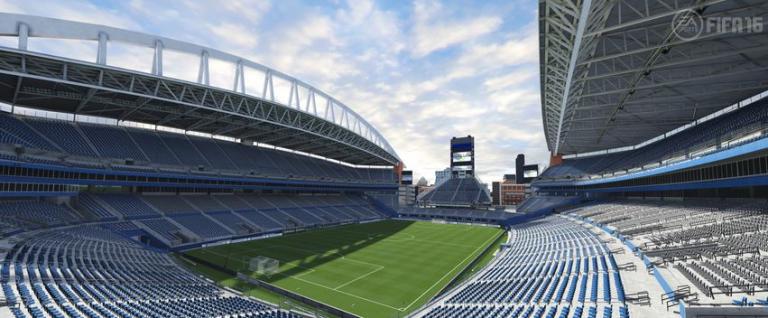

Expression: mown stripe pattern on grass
xmin=186 ymin=220 xmax=502 ymax=318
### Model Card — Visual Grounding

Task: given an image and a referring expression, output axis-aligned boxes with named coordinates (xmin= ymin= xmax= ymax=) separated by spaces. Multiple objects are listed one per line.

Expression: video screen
xmin=524 ymin=170 xmax=538 ymax=178
xmin=452 ymin=151 xmax=473 ymax=162
xmin=452 ymin=165 xmax=473 ymax=171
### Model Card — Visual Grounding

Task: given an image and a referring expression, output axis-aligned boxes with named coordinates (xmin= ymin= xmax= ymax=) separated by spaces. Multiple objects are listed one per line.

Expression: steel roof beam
xmin=0 ymin=13 xmax=400 ymax=165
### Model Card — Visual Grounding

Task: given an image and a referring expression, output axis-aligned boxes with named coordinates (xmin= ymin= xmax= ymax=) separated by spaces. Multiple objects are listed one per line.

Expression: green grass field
xmin=185 ymin=220 xmax=503 ymax=318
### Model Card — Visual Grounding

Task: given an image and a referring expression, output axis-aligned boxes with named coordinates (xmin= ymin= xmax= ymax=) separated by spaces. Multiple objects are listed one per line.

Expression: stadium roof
xmin=0 ymin=13 xmax=400 ymax=166
xmin=539 ymin=0 xmax=768 ymax=155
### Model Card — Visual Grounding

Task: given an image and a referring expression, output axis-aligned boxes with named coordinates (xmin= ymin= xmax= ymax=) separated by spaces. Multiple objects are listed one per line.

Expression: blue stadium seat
xmin=541 ymin=99 xmax=768 ymax=179
xmin=1 ymin=225 xmax=300 ymax=318
xmin=79 ymin=124 xmax=148 ymax=160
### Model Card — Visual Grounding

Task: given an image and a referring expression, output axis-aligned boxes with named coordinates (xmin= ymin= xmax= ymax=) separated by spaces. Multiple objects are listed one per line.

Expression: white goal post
xmin=249 ymin=256 xmax=280 ymax=276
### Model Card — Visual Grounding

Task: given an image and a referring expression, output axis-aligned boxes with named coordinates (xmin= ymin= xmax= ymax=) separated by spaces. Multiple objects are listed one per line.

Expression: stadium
xmin=0 ymin=0 xmax=767 ymax=317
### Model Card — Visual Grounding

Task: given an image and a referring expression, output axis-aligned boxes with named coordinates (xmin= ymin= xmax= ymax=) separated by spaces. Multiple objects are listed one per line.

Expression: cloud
xmin=483 ymin=67 xmax=538 ymax=92
xmin=0 ymin=0 xmax=549 ymax=185
xmin=207 ymin=22 xmax=260 ymax=48
xmin=455 ymin=30 xmax=538 ymax=72
xmin=0 ymin=0 xmax=141 ymax=30
xmin=410 ymin=0 xmax=502 ymax=58
xmin=221 ymin=0 xmax=271 ymax=22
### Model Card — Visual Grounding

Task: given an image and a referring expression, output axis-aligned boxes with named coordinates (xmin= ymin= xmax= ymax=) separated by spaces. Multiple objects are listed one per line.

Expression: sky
xmin=0 ymin=0 xmax=548 ymax=184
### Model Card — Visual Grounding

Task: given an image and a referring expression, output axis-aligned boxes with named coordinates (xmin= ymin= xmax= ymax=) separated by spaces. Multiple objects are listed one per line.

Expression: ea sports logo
xmin=671 ymin=9 xmax=703 ymax=41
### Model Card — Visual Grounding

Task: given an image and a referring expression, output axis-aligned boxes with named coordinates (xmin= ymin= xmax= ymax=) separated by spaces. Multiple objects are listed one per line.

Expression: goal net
xmin=249 ymin=256 xmax=280 ymax=276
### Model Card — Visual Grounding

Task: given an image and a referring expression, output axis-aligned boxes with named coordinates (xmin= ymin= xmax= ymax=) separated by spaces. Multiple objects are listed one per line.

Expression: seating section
xmin=100 ymin=221 xmax=142 ymax=233
xmin=419 ymin=177 xmax=492 ymax=206
xmin=78 ymin=123 xmax=148 ymax=160
xmin=0 ymin=201 xmax=78 ymax=236
xmin=125 ymin=129 xmax=181 ymax=166
xmin=78 ymin=193 xmax=387 ymax=247
xmin=159 ymin=134 xmax=211 ymax=167
xmin=75 ymin=194 xmax=118 ymax=220
xmin=142 ymin=195 xmax=198 ymax=215
xmin=542 ymin=99 xmax=768 ymax=179
xmin=169 ymin=214 xmax=234 ymax=239
xmin=184 ymin=195 xmax=229 ymax=212
xmin=92 ymin=194 xmax=160 ymax=219
xmin=206 ymin=211 xmax=257 ymax=234
xmin=419 ymin=215 xmax=628 ymax=318
xmin=398 ymin=207 xmax=510 ymax=223
xmin=234 ymin=210 xmax=286 ymax=231
xmin=0 ymin=225 xmax=300 ymax=318
xmin=0 ymin=114 xmax=59 ymax=152
xmin=570 ymin=199 xmax=768 ymax=300
xmin=139 ymin=218 xmax=189 ymax=243
xmin=0 ymin=110 xmax=396 ymax=317
xmin=517 ymin=196 xmax=578 ymax=213
xmin=25 ymin=118 xmax=99 ymax=157
xmin=0 ymin=193 xmax=387 ymax=317
xmin=189 ymin=138 xmax=238 ymax=170
xmin=0 ymin=111 xmax=395 ymax=184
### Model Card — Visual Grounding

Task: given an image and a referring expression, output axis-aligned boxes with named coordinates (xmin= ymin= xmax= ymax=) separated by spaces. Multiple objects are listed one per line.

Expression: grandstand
xmin=539 ymin=97 xmax=768 ymax=180
xmin=0 ymin=111 xmax=396 ymax=184
xmin=414 ymin=215 xmax=632 ymax=318
xmin=2 ymin=225 xmax=301 ymax=318
xmin=414 ymin=1 xmax=768 ymax=317
xmin=520 ymin=0 xmax=768 ymax=317
xmin=417 ymin=177 xmax=492 ymax=207
xmin=405 ymin=173 xmax=506 ymax=226
xmin=0 ymin=13 xmax=404 ymax=318
xmin=398 ymin=206 xmax=510 ymax=224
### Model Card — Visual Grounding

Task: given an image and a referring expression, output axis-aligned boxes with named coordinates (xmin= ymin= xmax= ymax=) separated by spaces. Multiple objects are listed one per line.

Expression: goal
xmin=249 ymin=256 xmax=280 ymax=276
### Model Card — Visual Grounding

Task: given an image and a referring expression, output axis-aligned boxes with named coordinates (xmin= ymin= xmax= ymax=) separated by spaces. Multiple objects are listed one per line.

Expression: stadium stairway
xmin=412 ymin=215 xmax=646 ymax=318
xmin=2 ymin=193 xmax=389 ymax=250
xmin=0 ymin=192 xmax=389 ymax=317
xmin=0 ymin=225 xmax=304 ymax=318
xmin=0 ymin=111 xmax=397 ymax=185
xmin=565 ymin=199 xmax=768 ymax=310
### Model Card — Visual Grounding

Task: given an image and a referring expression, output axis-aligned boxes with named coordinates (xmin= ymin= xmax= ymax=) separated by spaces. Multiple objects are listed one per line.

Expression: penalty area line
xmin=333 ymin=265 xmax=385 ymax=291
xmin=288 ymin=274 xmax=404 ymax=311
xmin=401 ymin=232 xmax=500 ymax=311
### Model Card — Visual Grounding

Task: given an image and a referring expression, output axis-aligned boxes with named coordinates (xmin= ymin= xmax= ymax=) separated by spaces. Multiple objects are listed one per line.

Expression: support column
xmin=151 ymin=40 xmax=163 ymax=76
xmin=17 ymin=23 xmax=28 ymax=50
xmin=96 ymin=32 xmax=108 ymax=65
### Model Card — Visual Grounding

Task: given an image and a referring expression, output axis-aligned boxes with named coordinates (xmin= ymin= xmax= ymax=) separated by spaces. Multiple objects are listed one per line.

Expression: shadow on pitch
xmin=218 ymin=220 xmax=415 ymax=284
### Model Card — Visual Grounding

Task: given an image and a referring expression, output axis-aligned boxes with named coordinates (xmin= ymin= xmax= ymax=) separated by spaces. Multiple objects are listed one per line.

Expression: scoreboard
xmin=450 ymin=136 xmax=475 ymax=178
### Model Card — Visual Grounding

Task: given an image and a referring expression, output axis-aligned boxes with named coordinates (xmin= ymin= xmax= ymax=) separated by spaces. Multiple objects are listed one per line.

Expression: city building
xmin=500 ymin=182 xmax=526 ymax=206
xmin=399 ymin=185 xmax=416 ymax=206
xmin=435 ymin=167 xmax=451 ymax=184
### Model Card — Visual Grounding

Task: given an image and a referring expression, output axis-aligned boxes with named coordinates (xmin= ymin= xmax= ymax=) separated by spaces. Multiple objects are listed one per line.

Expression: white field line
xmin=333 ymin=228 xmax=479 ymax=248
xmin=212 ymin=245 xmax=402 ymax=311
xmin=401 ymin=232 xmax=500 ymax=311
xmin=244 ymin=243 xmax=387 ymax=285
xmin=200 ymin=226 xmax=498 ymax=313
xmin=334 ymin=265 xmax=386 ymax=291
xmin=202 ymin=247 xmax=318 ymax=275
xmin=289 ymin=274 xmax=403 ymax=311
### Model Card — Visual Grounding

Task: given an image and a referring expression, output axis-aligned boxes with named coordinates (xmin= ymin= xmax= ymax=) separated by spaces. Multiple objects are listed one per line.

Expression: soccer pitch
xmin=185 ymin=220 xmax=503 ymax=318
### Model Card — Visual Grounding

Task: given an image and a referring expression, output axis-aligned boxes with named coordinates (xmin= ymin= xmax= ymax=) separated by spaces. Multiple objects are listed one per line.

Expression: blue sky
xmin=0 ymin=0 xmax=548 ymax=184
